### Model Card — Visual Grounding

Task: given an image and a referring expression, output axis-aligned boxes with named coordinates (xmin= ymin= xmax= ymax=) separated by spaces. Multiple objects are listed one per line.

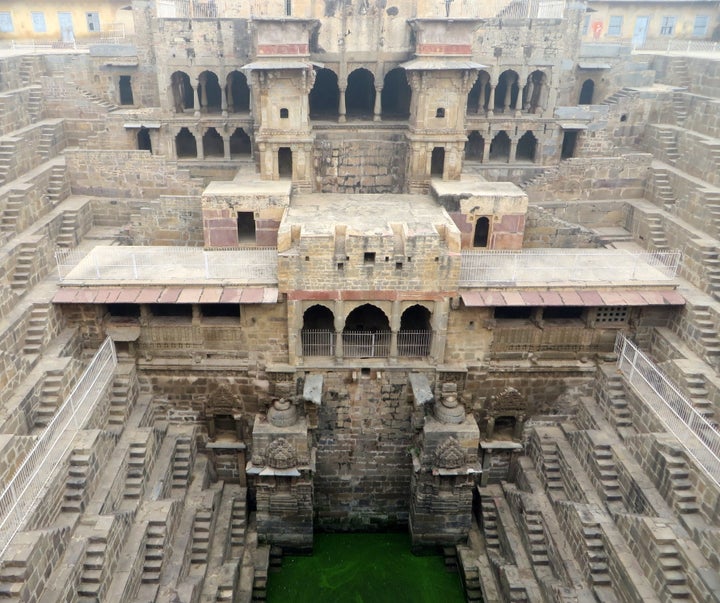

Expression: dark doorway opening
xmin=227 ymin=70 xmax=250 ymax=112
xmin=579 ymin=79 xmax=595 ymax=105
xmin=175 ymin=127 xmax=197 ymax=158
xmin=431 ymin=147 xmax=445 ymax=177
xmin=237 ymin=211 xmax=256 ymax=244
xmin=137 ymin=127 xmax=152 ymax=152
xmin=199 ymin=71 xmax=222 ymax=113
xmin=309 ymin=68 xmax=340 ymax=119
xmin=561 ymin=131 xmax=579 ymax=159
xmin=119 ymin=75 xmax=134 ymax=105
xmin=516 ymin=131 xmax=537 ymax=162
xmin=171 ymin=71 xmax=193 ymax=112
xmin=465 ymin=131 xmax=484 ymax=162
xmin=473 ymin=217 xmax=490 ymax=247
xmin=278 ymin=147 xmax=293 ymax=179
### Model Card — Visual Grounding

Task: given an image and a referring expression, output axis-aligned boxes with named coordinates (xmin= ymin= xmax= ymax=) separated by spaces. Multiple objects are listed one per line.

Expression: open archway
xmin=465 ymin=131 xmax=485 ymax=162
xmin=203 ymin=127 xmax=224 ymax=157
xmin=302 ymin=305 xmax=335 ymax=356
xmin=175 ymin=127 xmax=197 ymax=158
xmin=343 ymin=304 xmax=390 ymax=357
xmin=579 ymin=78 xmax=594 ymax=105
xmin=473 ymin=216 xmax=490 ymax=248
xmin=230 ymin=128 xmax=251 ymax=157
xmin=171 ymin=71 xmax=193 ymax=112
xmin=137 ymin=127 xmax=152 ymax=153
xmin=489 ymin=131 xmax=511 ymax=162
xmin=466 ymin=70 xmax=491 ymax=114
xmin=524 ymin=70 xmax=546 ymax=112
xmin=226 ymin=70 xmax=250 ymax=112
xmin=309 ymin=68 xmax=340 ymax=119
xmin=495 ymin=70 xmax=520 ymax=112
xmin=398 ymin=305 xmax=432 ymax=357
xmin=198 ymin=70 xmax=222 ymax=113
xmin=381 ymin=68 xmax=411 ymax=119
xmin=346 ymin=68 xmax=376 ymax=118
xmin=516 ymin=131 xmax=537 ymax=162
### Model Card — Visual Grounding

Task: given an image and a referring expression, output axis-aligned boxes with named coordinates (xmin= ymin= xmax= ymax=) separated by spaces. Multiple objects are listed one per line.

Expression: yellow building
xmin=583 ymin=0 xmax=720 ymax=46
xmin=0 ymin=0 xmax=133 ymax=43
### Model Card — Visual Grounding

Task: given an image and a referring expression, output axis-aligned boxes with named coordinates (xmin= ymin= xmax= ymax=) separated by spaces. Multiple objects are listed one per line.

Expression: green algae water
xmin=267 ymin=533 xmax=466 ymax=603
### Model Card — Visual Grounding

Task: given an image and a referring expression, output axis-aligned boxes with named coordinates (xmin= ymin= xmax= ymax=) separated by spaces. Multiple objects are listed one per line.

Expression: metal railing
xmin=0 ymin=337 xmax=117 ymax=557
xmin=301 ymin=330 xmax=335 ymax=357
xmin=615 ymin=333 xmax=720 ymax=489
xmin=397 ymin=330 xmax=433 ymax=357
xmin=55 ymin=246 xmax=278 ymax=284
xmin=342 ymin=331 xmax=391 ymax=358
xmin=459 ymin=249 xmax=681 ymax=286
xmin=635 ymin=39 xmax=720 ymax=54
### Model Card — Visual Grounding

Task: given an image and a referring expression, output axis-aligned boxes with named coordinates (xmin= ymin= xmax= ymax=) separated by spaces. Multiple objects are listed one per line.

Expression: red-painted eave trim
xmin=460 ymin=289 xmax=686 ymax=307
xmin=52 ymin=286 xmax=279 ymax=305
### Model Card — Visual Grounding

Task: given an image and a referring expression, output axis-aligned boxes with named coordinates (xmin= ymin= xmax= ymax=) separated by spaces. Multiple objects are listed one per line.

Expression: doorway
xmin=431 ymin=147 xmax=445 ymax=177
xmin=58 ymin=12 xmax=74 ymax=43
xmin=632 ymin=16 xmax=650 ymax=49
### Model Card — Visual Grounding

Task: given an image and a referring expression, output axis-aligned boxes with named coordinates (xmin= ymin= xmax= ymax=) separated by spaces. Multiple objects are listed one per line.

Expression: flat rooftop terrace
xmin=282 ymin=193 xmax=456 ymax=236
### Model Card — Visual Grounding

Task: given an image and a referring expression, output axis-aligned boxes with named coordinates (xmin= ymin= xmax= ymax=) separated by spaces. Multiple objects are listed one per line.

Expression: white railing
xmin=615 ymin=333 xmax=720 ymax=489
xmin=342 ymin=331 xmax=391 ymax=358
xmin=426 ymin=0 xmax=565 ymax=20
xmin=301 ymin=329 xmax=335 ymax=357
xmin=459 ymin=249 xmax=681 ymax=286
xmin=56 ymin=246 xmax=278 ymax=284
xmin=397 ymin=330 xmax=433 ymax=357
xmin=0 ymin=337 xmax=117 ymax=557
xmin=635 ymin=39 xmax=720 ymax=54
xmin=157 ymin=0 xmax=240 ymax=18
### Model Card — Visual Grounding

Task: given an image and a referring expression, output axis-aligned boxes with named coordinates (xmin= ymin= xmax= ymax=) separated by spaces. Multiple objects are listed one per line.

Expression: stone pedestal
xmin=247 ymin=407 xmax=315 ymax=553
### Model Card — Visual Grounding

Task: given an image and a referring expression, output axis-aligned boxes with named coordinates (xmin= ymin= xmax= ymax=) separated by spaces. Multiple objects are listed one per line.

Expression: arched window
xmin=473 ymin=217 xmax=490 ymax=247
xmin=579 ymin=78 xmax=594 ymax=105
xmin=226 ymin=70 xmax=250 ymax=112
xmin=495 ymin=70 xmax=520 ymax=112
xmin=343 ymin=304 xmax=390 ymax=357
xmin=516 ymin=131 xmax=537 ymax=162
xmin=198 ymin=70 xmax=222 ymax=113
xmin=309 ymin=68 xmax=339 ymax=119
xmin=466 ymin=70 xmax=491 ymax=114
xmin=398 ymin=305 xmax=432 ymax=357
xmin=381 ymin=68 xmax=411 ymax=119
xmin=171 ymin=71 xmax=193 ymax=112
xmin=230 ymin=128 xmax=251 ymax=157
xmin=203 ymin=127 xmax=224 ymax=157
xmin=465 ymin=131 xmax=484 ymax=162
xmin=346 ymin=68 xmax=376 ymax=118
xmin=524 ymin=70 xmax=546 ymax=113
xmin=175 ymin=127 xmax=197 ymax=158
xmin=488 ymin=131 xmax=510 ymax=162
xmin=302 ymin=305 xmax=335 ymax=356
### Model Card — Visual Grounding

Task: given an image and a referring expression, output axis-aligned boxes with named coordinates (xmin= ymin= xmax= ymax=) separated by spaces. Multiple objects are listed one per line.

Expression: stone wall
xmin=313 ymin=129 xmax=407 ymax=193
xmin=130 ymin=195 xmax=204 ymax=246
xmin=66 ymin=149 xmax=204 ymax=198
xmin=522 ymin=204 xmax=600 ymax=248
xmin=0 ymin=85 xmax=42 ymax=136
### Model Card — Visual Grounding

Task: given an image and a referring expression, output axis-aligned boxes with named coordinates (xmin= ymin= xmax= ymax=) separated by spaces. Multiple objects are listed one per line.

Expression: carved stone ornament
xmin=209 ymin=383 xmax=242 ymax=415
xmin=267 ymin=398 xmax=298 ymax=427
xmin=265 ymin=437 xmax=298 ymax=469
xmin=490 ymin=387 xmax=524 ymax=413
xmin=435 ymin=437 xmax=465 ymax=469
xmin=435 ymin=391 xmax=465 ymax=424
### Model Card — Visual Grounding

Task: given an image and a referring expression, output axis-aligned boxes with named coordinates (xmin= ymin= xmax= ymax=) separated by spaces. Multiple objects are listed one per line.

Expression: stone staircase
xmin=171 ymin=436 xmax=193 ymax=490
xmin=457 ymin=545 xmax=483 ymax=603
xmin=603 ymin=372 xmax=632 ymax=430
xmin=79 ymin=88 xmax=120 ymax=113
xmin=252 ymin=545 xmax=270 ymax=602
xmin=677 ymin=371 xmax=716 ymax=423
xmin=646 ymin=214 xmax=669 ymax=250
xmin=523 ymin=510 xmax=549 ymax=566
xmin=539 ymin=442 xmax=564 ymax=494
xmin=650 ymin=166 xmax=676 ymax=211
xmin=77 ymin=537 xmax=108 ymax=602
xmin=35 ymin=370 xmax=64 ymax=427
xmin=479 ymin=495 xmax=501 ymax=556
xmin=38 ymin=123 xmax=58 ymax=161
xmin=191 ymin=509 xmax=213 ymax=564
xmin=56 ymin=208 xmax=80 ymax=248
xmin=672 ymin=91 xmax=687 ymax=126
xmin=0 ymin=139 xmax=16 ymax=185
xmin=698 ymin=247 xmax=720 ymax=300
xmin=581 ymin=522 xmax=611 ymax=590
xmin=0 ymin=191 xmax=23 ymax=233
xmin=19 ymin=57 xmax=35 ymax=86
xmin=46 ymin=163 xmax=69 ymax=205
xmin=688 ymin=305 xmax=720 ymax=360
xmin=656 ymin=127 xmax=680 ymax=164
xmin=601 ymin=87 xmax=632 ymax=106
xmin=662 ymin=449 xmax=700 ymax=515
xmin=108 ymin=366 xmax=135 ymax=428
xmin=23 ymin=303 xmax=49 ymax=355
xmin=10 ymin=241 xmax=36 ymax=292
xmin=593 ymin=443 xmax=622 ymax=506
xmin=62 ymin=451 xmax=92 ymax=512
xmin=230 ymin=492 xmax=247 ymax=558
xmin=669 ymin=57 xmax=691 ymax=89
xmin=142 ymin=520 xmax=167 ymax=583
xmin=27 ymin=86 xmax=42 ymax=122
xmin=124 ymin=441 xmax=148 ymax=500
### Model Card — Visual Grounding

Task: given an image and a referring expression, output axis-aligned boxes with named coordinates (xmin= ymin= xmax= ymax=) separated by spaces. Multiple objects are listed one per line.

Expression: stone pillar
xmin=199 ymin=74 xmax=208 ymax=110
xmin=373 ymin=86 xmax=382 ymax=121
xmin=334 ymin=302 xmax=344 ymax=363
xmin=523 ymin=79 xmax=534 ymax=112
xmin=221 ymin=82 xmax=228 ymax=117
xmin=338 ymin=86 xmax=347 ymax=123
xmin=193 ymin=83 xmax=201 ymax=117
xmin=409 ymin=383 xmax=480 ymax=551
xmin=196 ymin=128 xmax=205 ymax=159
xmin=390 ymin=299 xmax=400 ymax=362
xmin=503 ymin=76 xmax=513 ymax=113
xmin=479 ymin=78 xmax=488 ymax=113
xmin=508 ymin=137 xmax=517 ymax=163
xmin=223 ymin=134 xmax=231 ymax=159
xmin=226 ymin=79 xmax=234 ymax=112
xmin=487 ymin=84 xmax=496 ymax=117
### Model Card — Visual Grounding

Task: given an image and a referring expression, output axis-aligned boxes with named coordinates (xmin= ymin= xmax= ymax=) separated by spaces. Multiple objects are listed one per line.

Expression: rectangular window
xmin=607 ymin=16 xmax=623 ymax=37
xmin=593 ymin=306 xmax=629 ymax=326
xmin=285 ymin=0 xmax=292 ymax=16
xmin=582 ymin=14 xmax=590 ymax=36
xmin=0 ymin=12 xmax=13 ymax=33
xmin=693 ymin=15 xmax=709 ymax=37
xmin=31 ymin=12 xmax=46 ymax=33
xmin=86 ymin=12 xmax=100 ymax=32
xmin=660 ymin=16 xmax=676 ymax=36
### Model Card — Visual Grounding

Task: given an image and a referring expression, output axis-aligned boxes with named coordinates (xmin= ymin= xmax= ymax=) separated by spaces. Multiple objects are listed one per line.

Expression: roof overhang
xmin=558 ymin=121 xmax=589 ymax=130
xmin=460 ymin=289 xmax=685 ymax=307
xmin=53 ymin=286 xmax=279 ymax=304
xmin=400 ymin=58 xmax=488 ymax=71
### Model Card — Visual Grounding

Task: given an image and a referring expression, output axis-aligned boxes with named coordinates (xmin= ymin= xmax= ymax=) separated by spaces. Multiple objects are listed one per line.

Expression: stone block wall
xmin=66 ymin=150 xmax=205 ymax=198
xmin=522 ymin=205 xmax=598 ymax=248
xmin=313 ymin=130 xmax=407 ymax=194
xmin=682 ymin=94 xmax=720 ymax=139
xmin=0 ymin=85 xmax=43 ymax=136
xmin=130 ymin=195 xmax=204 ymax=246
xmin=0 ymin=119 xmax=66 ymax=184
xmin=526 ymin=153 xmax=651 ymax=202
